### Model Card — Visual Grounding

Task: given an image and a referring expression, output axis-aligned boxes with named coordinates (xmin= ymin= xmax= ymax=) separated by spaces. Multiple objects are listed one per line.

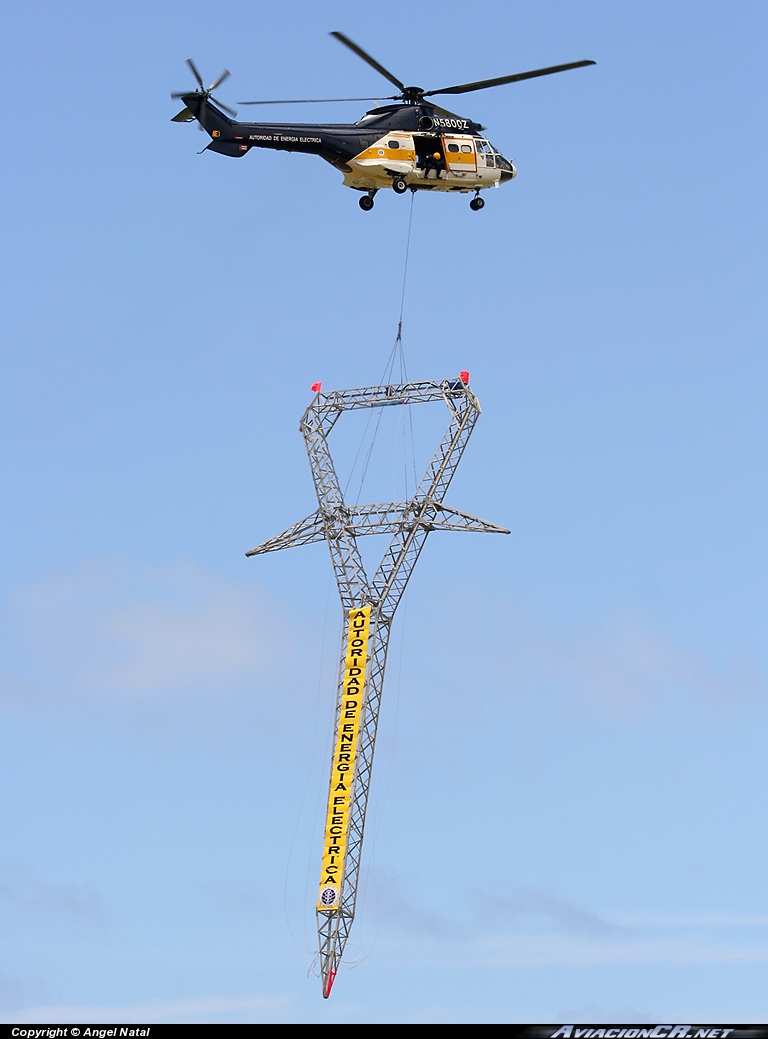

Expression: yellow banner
xmin=316 ymin=605 xmax=372 ymax=911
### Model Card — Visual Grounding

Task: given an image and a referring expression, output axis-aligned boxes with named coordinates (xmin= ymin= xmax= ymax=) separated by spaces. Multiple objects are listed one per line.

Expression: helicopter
xmin=171 ymin=32 xmax=595 ymax=211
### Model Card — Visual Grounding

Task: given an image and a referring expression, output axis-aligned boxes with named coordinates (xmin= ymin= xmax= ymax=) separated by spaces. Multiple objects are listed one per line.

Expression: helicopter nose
xmin=500 ymin=164 xmax=517 ymax=182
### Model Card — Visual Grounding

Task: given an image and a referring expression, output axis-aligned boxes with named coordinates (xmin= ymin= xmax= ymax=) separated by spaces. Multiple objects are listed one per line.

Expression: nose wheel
xmin=469 ymin=194 xmax=485 ymax=211
xmin=359 ymin=190 xmax=376 ymax=211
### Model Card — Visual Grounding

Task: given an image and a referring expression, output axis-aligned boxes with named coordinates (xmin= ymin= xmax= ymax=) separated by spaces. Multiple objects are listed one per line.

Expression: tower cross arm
xmin=353 ymin=501 xmax=509 ymax=535
xmin=245 ymin=511 xmax=326 ymax=555
xmin=426 ymin=503 xmax=510 ymax=534
xmin=246 ymin=501 xmax=509 ymax=557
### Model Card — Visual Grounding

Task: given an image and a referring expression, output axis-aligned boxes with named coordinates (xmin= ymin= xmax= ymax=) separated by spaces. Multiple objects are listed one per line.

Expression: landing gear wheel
xmin=359 ymin=195 xmax=374 ymax=211
xmin=392 ymin=177 xmax=407 ymax=194
xmin=469 ymin=196 xmax=485 ymax=211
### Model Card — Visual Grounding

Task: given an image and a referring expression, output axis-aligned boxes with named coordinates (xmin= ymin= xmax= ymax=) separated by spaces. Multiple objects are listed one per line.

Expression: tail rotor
xmin=171 ymin=59 xmax=237 ymax=125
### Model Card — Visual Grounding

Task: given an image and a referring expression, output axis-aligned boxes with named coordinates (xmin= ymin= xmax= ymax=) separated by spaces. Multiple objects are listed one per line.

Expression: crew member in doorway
xmin=423 ymin=150 xmax=444 ymax=179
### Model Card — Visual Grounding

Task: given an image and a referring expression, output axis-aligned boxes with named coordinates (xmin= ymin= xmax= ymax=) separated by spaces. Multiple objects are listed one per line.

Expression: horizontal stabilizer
xmin=205 ymin=140 xmax=247 ymax=157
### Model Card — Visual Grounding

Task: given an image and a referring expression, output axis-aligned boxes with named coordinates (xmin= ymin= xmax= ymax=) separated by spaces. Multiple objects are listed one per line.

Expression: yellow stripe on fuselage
xmin=352 ymin=144 xmax=416 ymax=164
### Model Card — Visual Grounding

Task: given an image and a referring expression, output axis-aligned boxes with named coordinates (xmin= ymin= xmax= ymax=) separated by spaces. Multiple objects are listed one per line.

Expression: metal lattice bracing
xmin=247 ymin=377 xmax=508 ymax=997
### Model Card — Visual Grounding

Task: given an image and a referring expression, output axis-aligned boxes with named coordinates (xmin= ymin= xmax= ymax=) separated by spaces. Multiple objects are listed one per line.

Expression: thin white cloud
xmin=0 ymin=559 xmax=287 ymax=704
xmin=0 ymin=861 xmax=100 ymax=921
xmin=469 ymin=889 xmax=626 ymax=938
xmin=0 ymin=993 xmax=293 ymax=1024
xmin=614 ymin=911 xmax=768 ymax=928
xmin=428 ymin=592 xmax=768 ymax=717
xmin=377 ymin=919 xmax=768 ymax=970
xmin=368 ymin=875 xmax=768 ymax=968
xmin=536 ymin=612 xmax=765 ymax=714
xmin=471 ymin=932 xmax=768 ymax=968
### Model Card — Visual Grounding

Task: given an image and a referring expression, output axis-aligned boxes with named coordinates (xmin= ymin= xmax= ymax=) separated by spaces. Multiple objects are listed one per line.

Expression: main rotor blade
xmin=186 ymin=57 xmax=204 ymax=89
xmin=330 ymin=31 xmax=405 ymax=93
xmin=424 ymin=60 xmax=596 ymax=98
xmin=208 ymin=68 xmax=231 ymax=92
xmin=237 ymin=95 xmax=393 ymax=105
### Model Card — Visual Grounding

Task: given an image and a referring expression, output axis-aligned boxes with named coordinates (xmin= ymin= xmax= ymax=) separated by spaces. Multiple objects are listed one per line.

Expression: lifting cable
xmin=347 ymin=192 xmax=419 ymax=506
xmin=380 ymin=189 xmax=416 ymax=386
xmin=386 ymin=189 xmax=419 ymax=499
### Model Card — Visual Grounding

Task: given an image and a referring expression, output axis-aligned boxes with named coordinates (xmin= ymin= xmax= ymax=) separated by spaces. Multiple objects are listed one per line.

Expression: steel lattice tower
xmin=247 ymin=376 xmax=508 ymax=997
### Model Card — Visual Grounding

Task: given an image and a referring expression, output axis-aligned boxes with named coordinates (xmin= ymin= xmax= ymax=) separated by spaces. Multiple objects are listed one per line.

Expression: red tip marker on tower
xmin=311 ymin=381 xmax=322 ymax=393
xmin=323 ymin=967 xmax=337 ymax=999
xmin=459 ymin=370 xmax=470 ymax=384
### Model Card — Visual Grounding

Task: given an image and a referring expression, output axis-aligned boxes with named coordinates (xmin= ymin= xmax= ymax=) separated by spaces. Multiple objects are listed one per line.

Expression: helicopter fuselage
xmin=179 ymin=96 xmax=516 ymax=199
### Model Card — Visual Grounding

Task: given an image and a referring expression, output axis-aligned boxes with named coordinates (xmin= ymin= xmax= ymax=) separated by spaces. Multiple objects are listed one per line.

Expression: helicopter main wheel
xmin=392 ymin=177 xmax=408 ymax=194
xmin=469 ymin=196 xmax=485 ymax=211
xmin=359 ymin=194 xmax=375 ymax=211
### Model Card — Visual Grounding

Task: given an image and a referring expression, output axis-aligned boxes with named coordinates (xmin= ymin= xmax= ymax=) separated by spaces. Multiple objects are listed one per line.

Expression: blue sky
xmin=1 ymin=0 xmax=768 ymax=1024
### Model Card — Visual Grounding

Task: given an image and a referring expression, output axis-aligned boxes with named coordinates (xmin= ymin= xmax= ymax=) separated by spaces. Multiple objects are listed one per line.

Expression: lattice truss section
xmin=247 ymin=377 xmax=508 ymax=997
